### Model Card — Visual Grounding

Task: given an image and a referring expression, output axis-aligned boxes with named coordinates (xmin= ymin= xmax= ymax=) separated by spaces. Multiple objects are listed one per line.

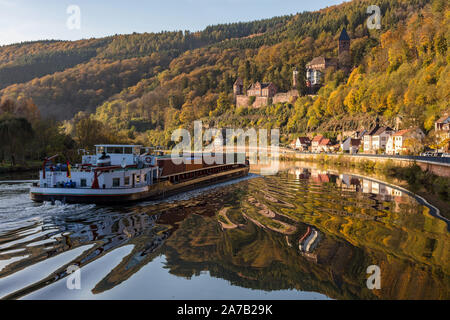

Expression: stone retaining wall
xmin=282 ymin=152 xmax=450 ymax=178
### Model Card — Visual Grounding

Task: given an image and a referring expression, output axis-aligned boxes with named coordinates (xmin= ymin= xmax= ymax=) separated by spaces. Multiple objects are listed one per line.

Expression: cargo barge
xmin=30 ymin=145 xmax=249 ymax=204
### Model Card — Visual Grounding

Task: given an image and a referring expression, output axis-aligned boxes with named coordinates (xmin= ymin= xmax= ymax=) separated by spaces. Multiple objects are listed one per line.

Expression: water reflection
xmin=0 ymin=166 xmax=448 ymax=300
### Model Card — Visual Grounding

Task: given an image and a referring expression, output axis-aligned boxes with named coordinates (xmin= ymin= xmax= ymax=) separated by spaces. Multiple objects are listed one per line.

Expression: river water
xmin=0 ymin=163 xmax=448 ymax=300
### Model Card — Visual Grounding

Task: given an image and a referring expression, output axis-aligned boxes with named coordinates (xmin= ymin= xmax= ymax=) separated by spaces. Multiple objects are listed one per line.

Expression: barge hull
xmin=30 ymin=166 xmax=249 ymax=205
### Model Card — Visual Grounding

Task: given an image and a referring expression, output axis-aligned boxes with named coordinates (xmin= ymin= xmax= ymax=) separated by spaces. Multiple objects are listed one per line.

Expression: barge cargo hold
xmin=30 ymin=145 xmax=249 ymax=204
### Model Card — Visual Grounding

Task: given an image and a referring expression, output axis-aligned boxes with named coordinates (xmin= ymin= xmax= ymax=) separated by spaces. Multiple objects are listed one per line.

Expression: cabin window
xmin=136 ymin=175 xmax=140 ymax=183
xmin=144 ymin=174 xmax=147 ymax=182
xmin=124 ymin=176 xmax=130 ymax=185
xmin=80 ymin=179 xmax=87 ymax=187
xmin=124 ymin=147 xmax=133 ymax=154
xmin=107 ymin=147 xmax=123 ymax=154
xmin=113 ymin=178 xmax=120 ymax=187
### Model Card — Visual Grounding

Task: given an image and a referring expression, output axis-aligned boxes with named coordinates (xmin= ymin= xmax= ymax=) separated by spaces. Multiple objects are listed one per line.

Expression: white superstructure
xmin=37 ymin=145 xmax=159 ymax=191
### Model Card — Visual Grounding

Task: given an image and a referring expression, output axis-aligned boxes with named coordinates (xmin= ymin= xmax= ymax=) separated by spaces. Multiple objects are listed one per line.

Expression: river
xmin=0 ymin=162 xmax=448 ymax=300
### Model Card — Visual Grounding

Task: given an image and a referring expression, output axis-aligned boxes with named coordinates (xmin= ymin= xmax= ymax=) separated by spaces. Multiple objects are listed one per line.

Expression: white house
xmin=364 ymin=126 xmax=394 ymax=153
xmin=386 ymin=128 xmax=425 ymax=155
xmin=311 ymin=135 xmax=324 ymax=153
xmin=291 ymin=137 xmax=311 ymax=151
xmin=311 ymin=135 xmax=332 ymax=153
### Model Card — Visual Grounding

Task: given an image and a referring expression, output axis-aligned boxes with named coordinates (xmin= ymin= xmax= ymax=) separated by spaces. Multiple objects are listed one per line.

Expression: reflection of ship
xmin=91 ymin=230 xmax=171 ymax=294
xmin=298 ymin=226 xmax=321 ymax=262
xmin=0 ymin=211 xmax=163 ymax=280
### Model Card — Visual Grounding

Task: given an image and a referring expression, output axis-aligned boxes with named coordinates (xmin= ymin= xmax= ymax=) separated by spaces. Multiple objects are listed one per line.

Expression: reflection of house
xmin=362 ymin=179 xmax=377 ymax=195
xmin=339 ymin=174 xmax=361 ymax=192
xmin=385 ymin=186 xmax=407 ymax=212
xmin=291 ymin=168 xmax=311 ymax=180
xmin=291 ymin=137 xmax=311 ymax=151
xmin=435 ymin=113 xmax=450 ymax=152
xmin=361 ymin=179 xmax=412 ymax=203
xmin=386 ymin=128 xmax=425 ymax=155
xmin=363 ymin=125 xmax=394 ymax=153
xmin=311 ymin=169 xmax=330 ymax=183
xmin=386 ymin=186 xmax=403 ymax=197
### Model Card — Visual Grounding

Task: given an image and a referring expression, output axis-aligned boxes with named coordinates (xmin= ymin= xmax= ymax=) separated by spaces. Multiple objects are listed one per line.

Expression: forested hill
xmin=0 ymin=15 xmax=290 ymax=118
xmin=1 ymin=0 xmax=448 ymax=147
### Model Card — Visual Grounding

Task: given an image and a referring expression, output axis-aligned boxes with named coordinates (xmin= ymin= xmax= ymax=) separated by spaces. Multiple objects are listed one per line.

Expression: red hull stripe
xmin=31 ymin=193 xmax=138 ymax=197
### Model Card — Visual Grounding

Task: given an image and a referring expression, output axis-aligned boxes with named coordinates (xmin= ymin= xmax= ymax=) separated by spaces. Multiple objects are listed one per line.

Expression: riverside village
xmin=231 ymin=29 xmax=449 ymax=156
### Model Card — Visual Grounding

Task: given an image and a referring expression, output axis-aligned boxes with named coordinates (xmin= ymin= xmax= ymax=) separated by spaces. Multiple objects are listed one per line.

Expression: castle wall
xmin=236 ymin=95 xmax=250 ymax=108
xmin=273 ymin=90 xmax=299 ymax=104
xmin=253 ymin=97 xmax=269 ymax=108
xmin=237 ymin=90 xmax=299 ymax=108
xmin=236 ymin=95 xmax=270 ymax=108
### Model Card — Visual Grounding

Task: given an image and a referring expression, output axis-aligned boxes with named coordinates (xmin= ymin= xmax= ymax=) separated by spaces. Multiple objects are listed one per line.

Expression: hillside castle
xmin=306 ymin=28 xmax=351 ymax=92
xmin=234 ymin=28 xmax=351 ymax=108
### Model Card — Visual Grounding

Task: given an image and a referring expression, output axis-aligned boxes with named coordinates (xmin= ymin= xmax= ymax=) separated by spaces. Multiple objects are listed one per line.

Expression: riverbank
xmin=0 ymin=162 xmax=41 ymax=180
xmin=280 ymin=154 xmax=450 ymax=219
xmin=0 ymin=163 xmax=41 ymax=173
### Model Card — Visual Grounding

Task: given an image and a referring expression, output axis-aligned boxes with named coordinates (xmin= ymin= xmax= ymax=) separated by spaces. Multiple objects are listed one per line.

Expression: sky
xmin=0 ymin=0 xmax=346 ymax=46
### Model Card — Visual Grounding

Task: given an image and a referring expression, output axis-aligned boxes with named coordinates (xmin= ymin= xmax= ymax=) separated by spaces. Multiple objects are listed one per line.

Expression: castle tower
xmin=292 ymin=68 xmax=299 ymax=89
xmin=339 ymin=28 xmax=350 ymax=55
xmin=233 ymin=77 xmax=244 ymax=97
xmin=338 ymin=28 xmax=351 ymax=70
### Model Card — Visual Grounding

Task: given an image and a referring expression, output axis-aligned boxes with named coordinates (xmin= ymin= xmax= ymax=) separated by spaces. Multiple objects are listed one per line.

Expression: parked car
xmin=442 ymin=153 xmax=450 ymax=158
xmin=421 ymin=152 xmax=434 ymax=157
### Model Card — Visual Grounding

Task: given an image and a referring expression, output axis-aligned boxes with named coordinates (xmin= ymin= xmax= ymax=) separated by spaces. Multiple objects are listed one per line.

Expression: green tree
xmin=0 ymin=116 xmax=34 ymax=166
xmin=74 ymin=117 xmax=113 ymax=149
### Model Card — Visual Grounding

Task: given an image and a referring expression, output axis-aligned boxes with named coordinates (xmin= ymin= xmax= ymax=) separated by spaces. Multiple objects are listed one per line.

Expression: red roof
xmin=393 ymin=129 xmax=410 ymax=137
xmin=298 ymin=137 xmax=311 ymax=144
xmin=393 ymin=128 xmax=424 ymax=137
xmin=319 ymin=138 xmax=330 ymax=145
xmin=312 ymin=135 xmax=323 ymax=142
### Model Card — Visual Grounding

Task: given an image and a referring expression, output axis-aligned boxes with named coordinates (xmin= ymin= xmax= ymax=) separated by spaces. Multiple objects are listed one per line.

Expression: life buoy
xmin=145 ymin=156 xmax=152 ymax=164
